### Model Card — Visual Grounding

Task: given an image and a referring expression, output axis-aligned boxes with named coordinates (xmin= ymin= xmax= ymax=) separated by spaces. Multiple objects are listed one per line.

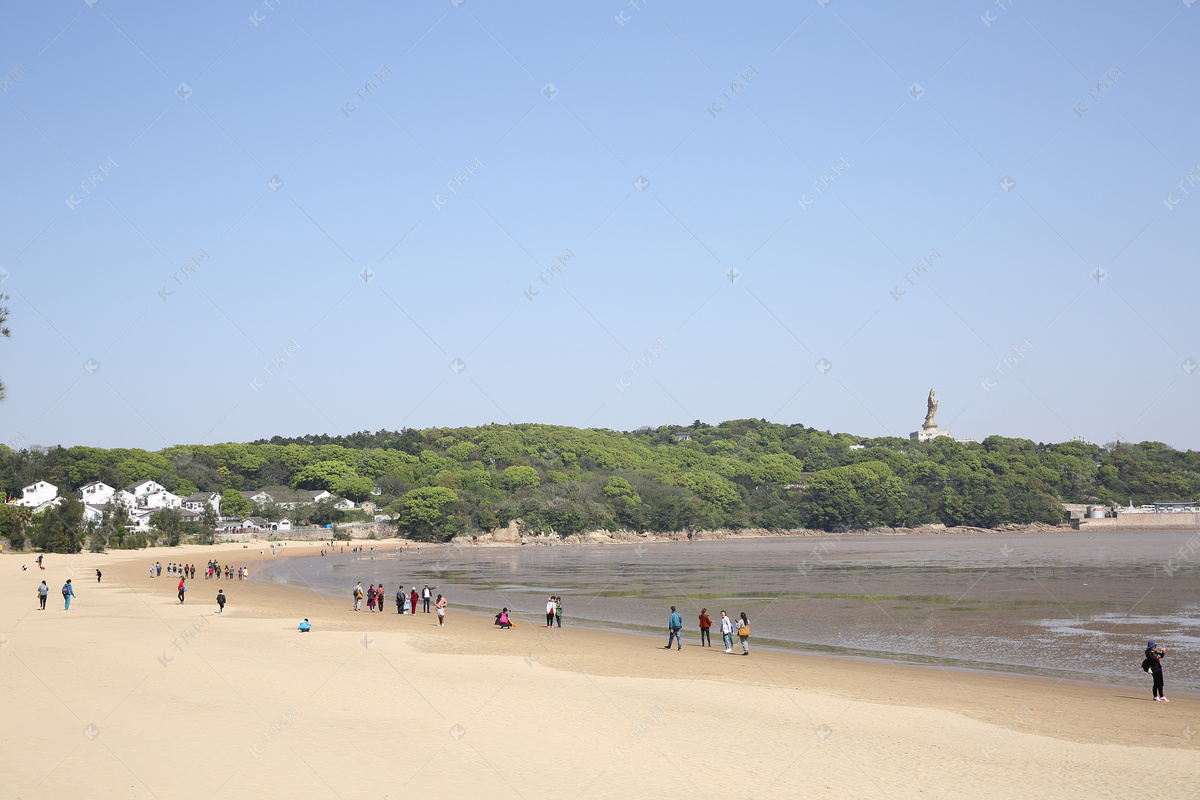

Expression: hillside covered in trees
xmin=2 ymin=421 xmax=1198 ymax=544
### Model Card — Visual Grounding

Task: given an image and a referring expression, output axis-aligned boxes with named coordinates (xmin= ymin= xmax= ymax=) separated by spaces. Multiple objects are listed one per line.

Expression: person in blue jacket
xmin=62 ymin=579 xmax=75 ymax=610
xmin=664 ymin=606 xmax=683 ymax=650
xmin=298 ymin=619 xmax=311 ymax=633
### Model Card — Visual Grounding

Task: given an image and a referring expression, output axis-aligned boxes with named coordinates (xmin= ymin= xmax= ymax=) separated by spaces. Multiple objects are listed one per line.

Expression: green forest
xmin=3 ymin=420 xmax=1199 ymax=551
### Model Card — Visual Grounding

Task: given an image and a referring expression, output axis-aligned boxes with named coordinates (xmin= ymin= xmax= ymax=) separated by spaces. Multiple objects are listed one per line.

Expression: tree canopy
xmin=2 ymin=421 xmax=1198 ymax=546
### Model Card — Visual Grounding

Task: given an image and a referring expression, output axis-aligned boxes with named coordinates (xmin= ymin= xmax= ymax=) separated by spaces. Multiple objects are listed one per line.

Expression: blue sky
xmin=2 ymin=1 xmax=1197 ymax=450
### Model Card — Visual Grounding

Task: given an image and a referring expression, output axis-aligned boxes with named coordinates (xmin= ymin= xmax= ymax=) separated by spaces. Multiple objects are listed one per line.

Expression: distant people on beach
xmin=665 ymin=606 xmax=682 ymax=650
xmin=698 ymin=608 xmax=712 ymax=647
xmin=177 ymin=576 xmax=187 ymax=604
xmin=156 ymin=562 xmax=161 ymax=577
xmin=37 ymin=554 xmax=44 ymax=570
xmin=720 ymin=611 xmax=734 ymax=652
xmin=1145 ymin=640 xmax=1167 ymax=702
xmin=396 ymin=586 xmax=404 ymax=614
xmin=435 ymin=594 xmax=447 ymax=626
xmin=546 ymin=596 xmax=556 ymax=628
xmin=62 ymin=579 xmax=75 ymax=610
xmin=37 ymin=580 xmax=48 ymax=610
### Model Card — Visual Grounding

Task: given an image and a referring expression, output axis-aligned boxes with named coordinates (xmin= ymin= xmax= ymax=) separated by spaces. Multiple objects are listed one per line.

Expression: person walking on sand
xmin=37 ymin=580 xmax=49 ymax=610
xmin=353 ymin=582 xmax=364 ymax=611
xmin=698 ymin=608 xmax=712 ymax=647
xmin=396 ymin=586 xmax=404 ymax=614
xmin=737 ymin=612 xmax=750 ymax=655
xmin=1145 ymin=640 xmax=1168 ymax=702
xmin=435 ymin=594 xmax=447 ymax=626
xmin=96 ymin=569 xmax=102 ymax=583
xmin=37 ymin=554 xmax=44 ymax=570
xmin=422 ymin=584 xmax=432 ymax=613
xmin=720 ymin=611 xmax=734 ymax=653
xmin=665 ymin=606 xmax=683 ymax=650
xmin=555 ymin=596 xmax=563 ymax=628
xmin=367 ymin=584 xmax=376 ymax=612
xmin=62 ymin=579 xmax=75 ymax=610
xmin=376 ymin=585 xmax=386 ymax=612
xmin=410 ymin=587 xmax=419 ymax=616
xmin=216 ymin=589 xmax=226 ymax=614
xmin=149 ymin=563 xmax=155 ymax=579
xmin=156 ymin=561 xmax=161 ymax=577
xmin=177 ymin=576 xmax=187 ymax=604
xmin=545 ymin=596 xmax=556 ymax=628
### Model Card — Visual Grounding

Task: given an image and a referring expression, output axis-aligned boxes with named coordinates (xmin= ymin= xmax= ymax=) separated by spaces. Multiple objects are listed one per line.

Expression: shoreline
xmin=250 ymin=543 xmax=1199 ymax=696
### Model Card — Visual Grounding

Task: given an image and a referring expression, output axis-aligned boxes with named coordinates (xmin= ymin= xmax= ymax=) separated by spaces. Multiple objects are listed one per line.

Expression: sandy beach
xmin=2 ymin=541 xmax=1196 ymax=799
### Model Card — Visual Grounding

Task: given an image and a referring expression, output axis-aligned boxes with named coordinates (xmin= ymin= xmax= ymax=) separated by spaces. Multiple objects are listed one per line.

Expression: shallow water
xmin=253 ymin=530 xmax=1200 ymax=689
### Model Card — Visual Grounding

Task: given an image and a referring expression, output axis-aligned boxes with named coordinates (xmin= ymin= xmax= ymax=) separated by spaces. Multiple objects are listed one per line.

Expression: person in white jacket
xmin=720 ymin=611 xmax=734 ymax=653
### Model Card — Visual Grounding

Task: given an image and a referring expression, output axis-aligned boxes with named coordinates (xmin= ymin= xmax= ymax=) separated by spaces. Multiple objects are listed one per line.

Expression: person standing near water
xmin=410 ymin=587 xmax=419 ymax=616
xmin=720 ymin=611 xmax=733 ymax=653
xmin=62 ymin=579 xmax=75 ymax=610
xmin=1145 ymin=640 xmax=1168 ymax=702
xmin=665 ymin=606 xmax=682 ymax=650
xmin=435 ymin=594 xmax=447 ymax=626
xmin=698 ymin=608 xmax=712 ymax=647
xmin=422 ymin=584 xmax=432 ymax=613
xmin=737 ymin=612 xmax=750 ymax=655
xmin=367 ymin=584 xmax=376 ymax=613
xmin=545 ymin=596 xmax=556 ymax=628
xmin=555 ymin=596 xmax=562 ymax=628
xmin=395 ymin=586 xmax=404 ymax=614
xmin=353 ymin=582 xmax=364 ymax=611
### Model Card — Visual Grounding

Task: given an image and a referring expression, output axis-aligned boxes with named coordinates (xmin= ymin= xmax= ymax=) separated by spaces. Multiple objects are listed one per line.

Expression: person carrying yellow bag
xmin=737 ymin=612 xmax=750 ymax=656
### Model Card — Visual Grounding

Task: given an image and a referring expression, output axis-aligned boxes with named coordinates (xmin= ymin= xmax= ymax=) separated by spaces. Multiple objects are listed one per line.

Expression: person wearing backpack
xmin=1144 ymin=640 xmax=1167 ymax=702
xmin=62 ymin=579 xmax=75 ymax=610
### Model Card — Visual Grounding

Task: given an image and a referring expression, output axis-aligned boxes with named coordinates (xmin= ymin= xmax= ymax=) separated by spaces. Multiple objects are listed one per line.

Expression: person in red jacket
xmin=698 ymin=608 xmax=713 ymax=647
xmin=410 ymin=587 xmax=419 ymax=615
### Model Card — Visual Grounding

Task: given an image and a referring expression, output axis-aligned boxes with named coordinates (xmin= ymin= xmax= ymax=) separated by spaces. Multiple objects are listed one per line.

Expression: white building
xmin=242 ymin=486 xmax=333 ymax=510
xmin=182 ymin=492 xmax=221 ymax=516
xmin=11 ymin=480 xmax=62 ymax=512
xmin=77 ymin=481 xmax=137 ymax=512
xmin=123 ymin=480 xmax=182 ymax=510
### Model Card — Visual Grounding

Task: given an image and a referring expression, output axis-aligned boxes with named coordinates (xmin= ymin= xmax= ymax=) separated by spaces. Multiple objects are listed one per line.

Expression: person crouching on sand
xmin=298 ymin=619 xmax=311 ymax=632
xmin=495 ymin=608 xmax=513 ymax=629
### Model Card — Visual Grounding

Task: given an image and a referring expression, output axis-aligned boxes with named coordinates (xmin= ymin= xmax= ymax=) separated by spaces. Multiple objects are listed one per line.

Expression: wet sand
xmin=2 ymin=541 xmax=1196 ymax=799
